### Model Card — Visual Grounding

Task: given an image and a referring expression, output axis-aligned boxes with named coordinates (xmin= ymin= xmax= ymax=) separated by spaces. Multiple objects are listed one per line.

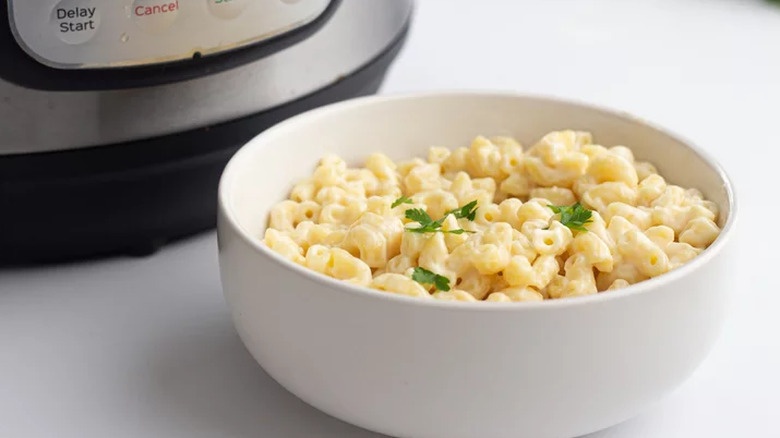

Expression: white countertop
xmin=2 ymin=0 xmax=779 ymax=437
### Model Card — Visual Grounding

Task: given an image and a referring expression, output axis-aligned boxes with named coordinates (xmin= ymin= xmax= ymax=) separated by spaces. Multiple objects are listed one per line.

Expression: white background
xmin=2 ymin=0 xmax=779 ymax=437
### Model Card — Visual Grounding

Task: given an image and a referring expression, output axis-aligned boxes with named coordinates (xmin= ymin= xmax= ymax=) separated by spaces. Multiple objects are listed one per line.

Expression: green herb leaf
xmin=547 ymin=202 xmax=593 ymax=232
xmin=391 ymin=195 xmax=414 ymax=208
xmin=445 ymin=200 xmax=479 ymax=221
xmin=405 ymin=208 xmax=440 ymax=229
xmin=407 ymin=227 xmax=475 ymax=234
xmin=443 ymin=228 xmax=475 ymax=235
xmin=547 ymin=205 xmax=566 ymax=215
xmin=403 ymin=202 xmax=478 ymax=234
xmin=411 ymin=267 xmax=451 ymax=291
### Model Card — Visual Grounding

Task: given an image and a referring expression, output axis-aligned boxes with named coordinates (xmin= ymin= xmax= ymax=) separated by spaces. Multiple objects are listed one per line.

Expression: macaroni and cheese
xmin=262 ymin=130 xmax=721 ymax=302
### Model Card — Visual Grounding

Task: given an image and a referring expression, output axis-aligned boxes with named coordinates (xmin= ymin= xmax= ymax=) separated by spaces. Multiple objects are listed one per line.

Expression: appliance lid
xmin=0 ymin=0 xmax=414 ymax=155
xmin=0 ymin=0 xmax=339 ymax=90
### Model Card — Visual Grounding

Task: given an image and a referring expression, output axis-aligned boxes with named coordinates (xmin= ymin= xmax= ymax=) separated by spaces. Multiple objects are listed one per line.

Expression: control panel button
xmin=207 ymin=0 xmax=248 ymax=20
xmin=131 ymin=0 xmax=180 ymax=33
xmin=51 ymin=0 xmax=101 ymax=45
xmin=10 ymin=0 xmax=330 ymax=68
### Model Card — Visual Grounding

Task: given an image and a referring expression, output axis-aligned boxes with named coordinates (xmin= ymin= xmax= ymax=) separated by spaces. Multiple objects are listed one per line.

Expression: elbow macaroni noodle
xmin=262 ymin=131 xmax=721 ymax=302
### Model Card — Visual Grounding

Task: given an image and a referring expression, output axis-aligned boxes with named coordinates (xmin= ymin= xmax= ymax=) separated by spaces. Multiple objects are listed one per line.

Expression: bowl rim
xmin=218 ymin=90 xmax=737 ymax=311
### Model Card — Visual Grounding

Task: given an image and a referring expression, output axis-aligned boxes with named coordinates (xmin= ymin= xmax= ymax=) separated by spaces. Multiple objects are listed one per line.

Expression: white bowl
xmin=217 ymin=93 xmax=737 ymax=438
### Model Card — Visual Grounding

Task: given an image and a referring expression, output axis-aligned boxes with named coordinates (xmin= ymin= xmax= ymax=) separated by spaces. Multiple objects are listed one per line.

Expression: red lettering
xmin=134 ymin=1 xmax=179 ymax=16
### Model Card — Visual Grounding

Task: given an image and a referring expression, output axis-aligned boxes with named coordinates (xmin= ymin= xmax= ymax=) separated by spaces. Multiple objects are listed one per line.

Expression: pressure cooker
xmin=0 ymin=0 xmax=413 ymax=263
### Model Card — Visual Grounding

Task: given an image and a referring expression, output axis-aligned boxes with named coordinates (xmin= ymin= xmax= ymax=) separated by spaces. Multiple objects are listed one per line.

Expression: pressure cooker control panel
xmin=7 ymin=0 xmax=330 ymax=69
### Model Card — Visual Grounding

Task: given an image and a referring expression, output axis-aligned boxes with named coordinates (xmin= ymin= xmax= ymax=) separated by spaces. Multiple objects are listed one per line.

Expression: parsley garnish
xmin=547 ymin=202 xmax=593 ymax=232
xmin=404 ymin=208 xmax=451 ymax=233
xmin=411 ymin=267 xmax=451 ymax=291
xmin=444 ymin=200 xmax=478 ymax=221
xmin=405 ymin=208 xmax=437 ymax=228
xmin=391 ymin=196 xmax=414 ymax=208
xmin=403 ymin=201 xmax=478 ymax=234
